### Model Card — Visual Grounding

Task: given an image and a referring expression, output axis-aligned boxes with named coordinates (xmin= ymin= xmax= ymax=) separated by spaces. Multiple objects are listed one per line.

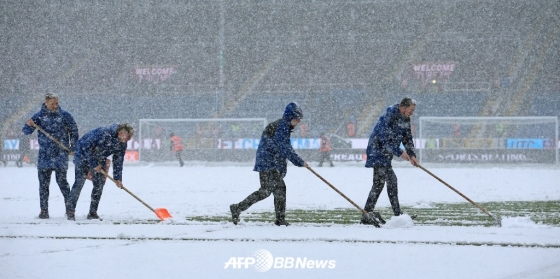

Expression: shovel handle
xmin=417 ymin=164 xmax=495 ymax=219
xmin=34 ymin=124 xmax=73 ymax=153
xmin=306 ymin=166 xmax=368 ymax=215
xmin=99 ymin=169 xmax=156 ymax=213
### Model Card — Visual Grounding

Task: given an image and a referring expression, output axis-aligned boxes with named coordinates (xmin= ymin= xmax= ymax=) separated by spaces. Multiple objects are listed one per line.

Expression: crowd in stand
xmin=2 ymin=1 xmax=557 ymax=147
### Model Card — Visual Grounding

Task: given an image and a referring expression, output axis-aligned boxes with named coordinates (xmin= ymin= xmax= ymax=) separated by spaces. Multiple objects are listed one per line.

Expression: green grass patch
xmin=187 ymin=201 xmax=560 ymax=227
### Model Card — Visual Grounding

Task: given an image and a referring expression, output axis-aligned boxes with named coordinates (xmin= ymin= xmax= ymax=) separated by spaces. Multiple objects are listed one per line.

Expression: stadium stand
xmin=1 ymin=0 xmax=558 ymax=140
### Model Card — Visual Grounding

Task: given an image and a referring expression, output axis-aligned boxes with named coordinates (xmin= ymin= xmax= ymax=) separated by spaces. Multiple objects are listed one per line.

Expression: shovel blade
xmin=155 ymin=208 xmax=172 ymax=221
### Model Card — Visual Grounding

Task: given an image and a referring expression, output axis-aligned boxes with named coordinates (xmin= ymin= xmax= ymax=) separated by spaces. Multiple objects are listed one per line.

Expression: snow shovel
xmin=99 ymin=169 xmax=172 ymax=221
xmin=306 ymin=166 xmax=381 ymax=228
xmin=417 ymin=164 xmax=501 ymax=227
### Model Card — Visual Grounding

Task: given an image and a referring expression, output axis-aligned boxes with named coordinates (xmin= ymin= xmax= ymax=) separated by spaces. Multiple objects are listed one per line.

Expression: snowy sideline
xmin=1 ymin=162 xmax=560 ymax=279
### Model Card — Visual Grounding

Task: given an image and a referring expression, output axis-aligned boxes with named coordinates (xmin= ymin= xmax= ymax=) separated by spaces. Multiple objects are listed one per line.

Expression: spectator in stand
xmin=230 ymin=102 xmax=308 ymax=226
xmin=318 ymin=132 xmax=334 ymax=167
xmin=169 ymin=132 xmax=184 ymax=167
xmin=347 ymin=114 xmax=357 ymax=137
xmin=299 ymin=121 xmax=309 ymax=137
xmin=66 ymin=123 xmax=134 ymax=221
xmin=346 ymin=122 xmax=356 ymax=137
xmin=22 ymin=92 xmax=79 ymax=219
xmin=453 ymin=124 xmax=461 ymax=138
xmin=361 ymin=97 xmax=418 ymax=225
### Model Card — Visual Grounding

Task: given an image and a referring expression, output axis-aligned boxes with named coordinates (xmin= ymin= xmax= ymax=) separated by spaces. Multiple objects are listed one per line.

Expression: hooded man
xmin=22 ymin=93 xmax=79 ymax=219
xmin=318 ymin=132 xmax=334 ymax=167
xmin=230 ymin=102 xmax=308 ymax=226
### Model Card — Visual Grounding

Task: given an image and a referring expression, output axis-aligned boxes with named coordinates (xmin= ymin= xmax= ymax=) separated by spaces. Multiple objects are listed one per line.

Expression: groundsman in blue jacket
xmin=230 ymin=102 xmax=308 ymax=226
xmin=361 ymin=97 xmax=419 ymax=225
xmin=66 ymin=123 xmax=134 ymax=221
xmin=22 ymin=93 xmax=78 ymax=219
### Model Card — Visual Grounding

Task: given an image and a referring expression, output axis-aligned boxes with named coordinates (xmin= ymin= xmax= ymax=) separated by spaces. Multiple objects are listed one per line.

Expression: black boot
xmin=360 ymin=212 xmax=381 ymax=228
xmin=371 ymin=211 xmax=386 ymax=225
xmin=230 ymin=204 xmax=240 ymax=225
xmin=67 ymin=211 xmax=75 ymax=221
xmin=275 ymin=219 xmax=290 ymax=226
xmin=38 ymin=210 xmax=49 ymax=219
xmin=87 ymin=211 xmax=100 ymax=220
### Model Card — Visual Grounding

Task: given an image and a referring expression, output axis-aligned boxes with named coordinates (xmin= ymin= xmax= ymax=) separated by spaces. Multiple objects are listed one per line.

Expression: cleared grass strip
xmin=188 ymin=201 xmax=560 ymax=227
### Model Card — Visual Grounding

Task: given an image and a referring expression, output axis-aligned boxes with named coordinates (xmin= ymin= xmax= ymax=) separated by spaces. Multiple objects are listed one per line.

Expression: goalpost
xmin=418 ymin=116 xmax=559 ymax=164
xmin=138 ymin=118 xmax=267 ymax=162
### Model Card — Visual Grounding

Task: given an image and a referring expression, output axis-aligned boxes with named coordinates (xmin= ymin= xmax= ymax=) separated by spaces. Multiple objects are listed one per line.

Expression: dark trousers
xmin=175 ymin=150 xmax=184 ymax=166
xmin=363 ymin=166 xmax=402 ymax=216
xmin=38 ymin=169 xmax=70 ymax=211
xmin=236 ymin=170 xmax=287 ymax=222
xmin=67 ymin=161 xmax=106 ymax=213
xmin=318 ymin=151 xmax=333 ymax=166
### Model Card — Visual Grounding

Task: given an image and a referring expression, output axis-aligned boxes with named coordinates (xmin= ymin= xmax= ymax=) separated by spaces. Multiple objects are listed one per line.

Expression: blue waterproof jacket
xmin=253 ymin=102 xmax=305 ymax=177
xmin=74 ymin=124 xmax=127 ymax=181
xmin=365 ymin=104 xmax=416 ymax=167
xmin=22 ymin=104 xmax=78 ymax=170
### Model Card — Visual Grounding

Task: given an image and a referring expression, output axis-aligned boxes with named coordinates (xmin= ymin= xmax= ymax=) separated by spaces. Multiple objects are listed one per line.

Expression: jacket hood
xmin=109 ymin=123 xmax=120 ymax=135
xmin=282 ymin=102 xmax=303 ymax=121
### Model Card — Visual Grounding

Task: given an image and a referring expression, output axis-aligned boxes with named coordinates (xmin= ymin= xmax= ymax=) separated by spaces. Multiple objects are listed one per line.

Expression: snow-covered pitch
xmin=1 ymin=162 xmax=559 ymax=278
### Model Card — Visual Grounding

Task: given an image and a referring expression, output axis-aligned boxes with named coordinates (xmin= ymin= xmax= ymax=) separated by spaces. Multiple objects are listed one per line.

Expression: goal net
xmin=418 ymin=117 xmax=558 ymax=164
xmin=138 ymin=118 xmax=267 ymax=162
